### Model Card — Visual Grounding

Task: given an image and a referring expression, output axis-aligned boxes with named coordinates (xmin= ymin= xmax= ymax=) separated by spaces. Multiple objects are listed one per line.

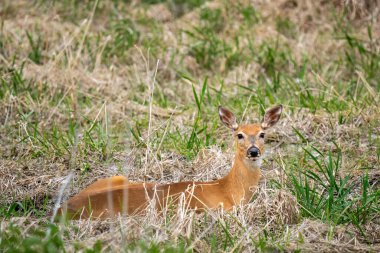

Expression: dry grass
xmin=1 ymin=0 xmax=380 ymax=252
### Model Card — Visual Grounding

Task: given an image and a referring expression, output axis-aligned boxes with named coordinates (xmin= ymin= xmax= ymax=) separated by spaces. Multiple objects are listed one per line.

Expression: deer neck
xmin=221 ymin=153 xmax=261 ymax=204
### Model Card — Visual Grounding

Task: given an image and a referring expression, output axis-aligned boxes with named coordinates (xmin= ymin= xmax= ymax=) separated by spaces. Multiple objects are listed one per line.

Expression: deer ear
xmin=262 ymin=105 xmax=282 ymax=129
xmin=219 ymin=106 xmax=238 ymax=130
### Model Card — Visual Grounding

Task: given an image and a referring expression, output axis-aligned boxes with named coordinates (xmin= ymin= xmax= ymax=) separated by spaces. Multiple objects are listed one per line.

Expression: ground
xmin=0 ymin=0 xmax=380 ymax=252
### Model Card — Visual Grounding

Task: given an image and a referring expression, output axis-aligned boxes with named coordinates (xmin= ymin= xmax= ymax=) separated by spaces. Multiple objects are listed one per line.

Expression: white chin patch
xmin=244 ymin=157 xmax=262 ymax=169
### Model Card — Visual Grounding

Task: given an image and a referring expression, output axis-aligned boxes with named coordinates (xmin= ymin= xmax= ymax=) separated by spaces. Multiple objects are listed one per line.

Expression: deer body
xmin=58 ymin=105 xmax=282 ymax=219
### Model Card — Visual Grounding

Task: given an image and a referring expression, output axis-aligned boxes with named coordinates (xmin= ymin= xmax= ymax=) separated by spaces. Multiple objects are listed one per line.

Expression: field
xmin=1 ymin=0 xmax=380 ymax=252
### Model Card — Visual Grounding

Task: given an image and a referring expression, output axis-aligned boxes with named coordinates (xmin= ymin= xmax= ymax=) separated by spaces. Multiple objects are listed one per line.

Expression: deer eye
xmin=237 ymin=133 xmax=244 ymax=140
xmin=259 ymin=133 xmax=265 ymax=138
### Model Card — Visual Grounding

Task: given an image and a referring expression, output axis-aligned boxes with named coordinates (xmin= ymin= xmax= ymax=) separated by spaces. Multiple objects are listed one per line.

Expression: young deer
xmin=58 ymin=105 xmax=282 ymax=219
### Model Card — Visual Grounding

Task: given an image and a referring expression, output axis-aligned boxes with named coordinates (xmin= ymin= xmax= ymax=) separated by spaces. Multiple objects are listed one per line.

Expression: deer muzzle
xmin=247 ymin=146 xmax=260 ymax=159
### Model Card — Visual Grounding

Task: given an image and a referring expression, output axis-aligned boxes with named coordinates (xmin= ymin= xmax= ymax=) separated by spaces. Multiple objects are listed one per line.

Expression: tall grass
xmin=287 ymin=145 xmax=380 ymax=233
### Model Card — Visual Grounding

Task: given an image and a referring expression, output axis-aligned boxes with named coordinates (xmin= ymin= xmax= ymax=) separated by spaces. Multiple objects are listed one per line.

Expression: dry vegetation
xmin=1 ymin=0 xmax=380 ymax=252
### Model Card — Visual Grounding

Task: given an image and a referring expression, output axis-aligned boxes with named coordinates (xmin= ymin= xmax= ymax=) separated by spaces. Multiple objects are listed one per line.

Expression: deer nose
xmin=247 ymin=146 xmax=260 ymax=157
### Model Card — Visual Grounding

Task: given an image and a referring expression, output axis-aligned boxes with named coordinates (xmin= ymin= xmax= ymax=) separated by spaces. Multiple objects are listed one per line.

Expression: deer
xmin=57 ymin=105 xmax=282 ymax=219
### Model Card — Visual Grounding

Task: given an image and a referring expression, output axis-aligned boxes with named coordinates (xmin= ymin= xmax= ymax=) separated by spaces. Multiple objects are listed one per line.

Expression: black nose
xmin=247 ymin=147 xmax=260 ymax=157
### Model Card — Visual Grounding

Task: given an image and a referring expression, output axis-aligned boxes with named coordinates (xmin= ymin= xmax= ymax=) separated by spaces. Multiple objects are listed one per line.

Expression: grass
xmin=287 ymin=145 xmax=380 ymax=230
xmin=1 ymin=0 xmax=380 ymax=252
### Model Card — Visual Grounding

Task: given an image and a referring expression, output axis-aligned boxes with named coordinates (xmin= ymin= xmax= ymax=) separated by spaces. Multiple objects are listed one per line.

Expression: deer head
xmin=219 ymin=105 xmax=282 ymax=168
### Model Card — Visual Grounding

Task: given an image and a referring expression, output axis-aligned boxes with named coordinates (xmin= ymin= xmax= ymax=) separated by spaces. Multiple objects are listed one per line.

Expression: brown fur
xmin=57 ymin=105 xmax=282 ymax=219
